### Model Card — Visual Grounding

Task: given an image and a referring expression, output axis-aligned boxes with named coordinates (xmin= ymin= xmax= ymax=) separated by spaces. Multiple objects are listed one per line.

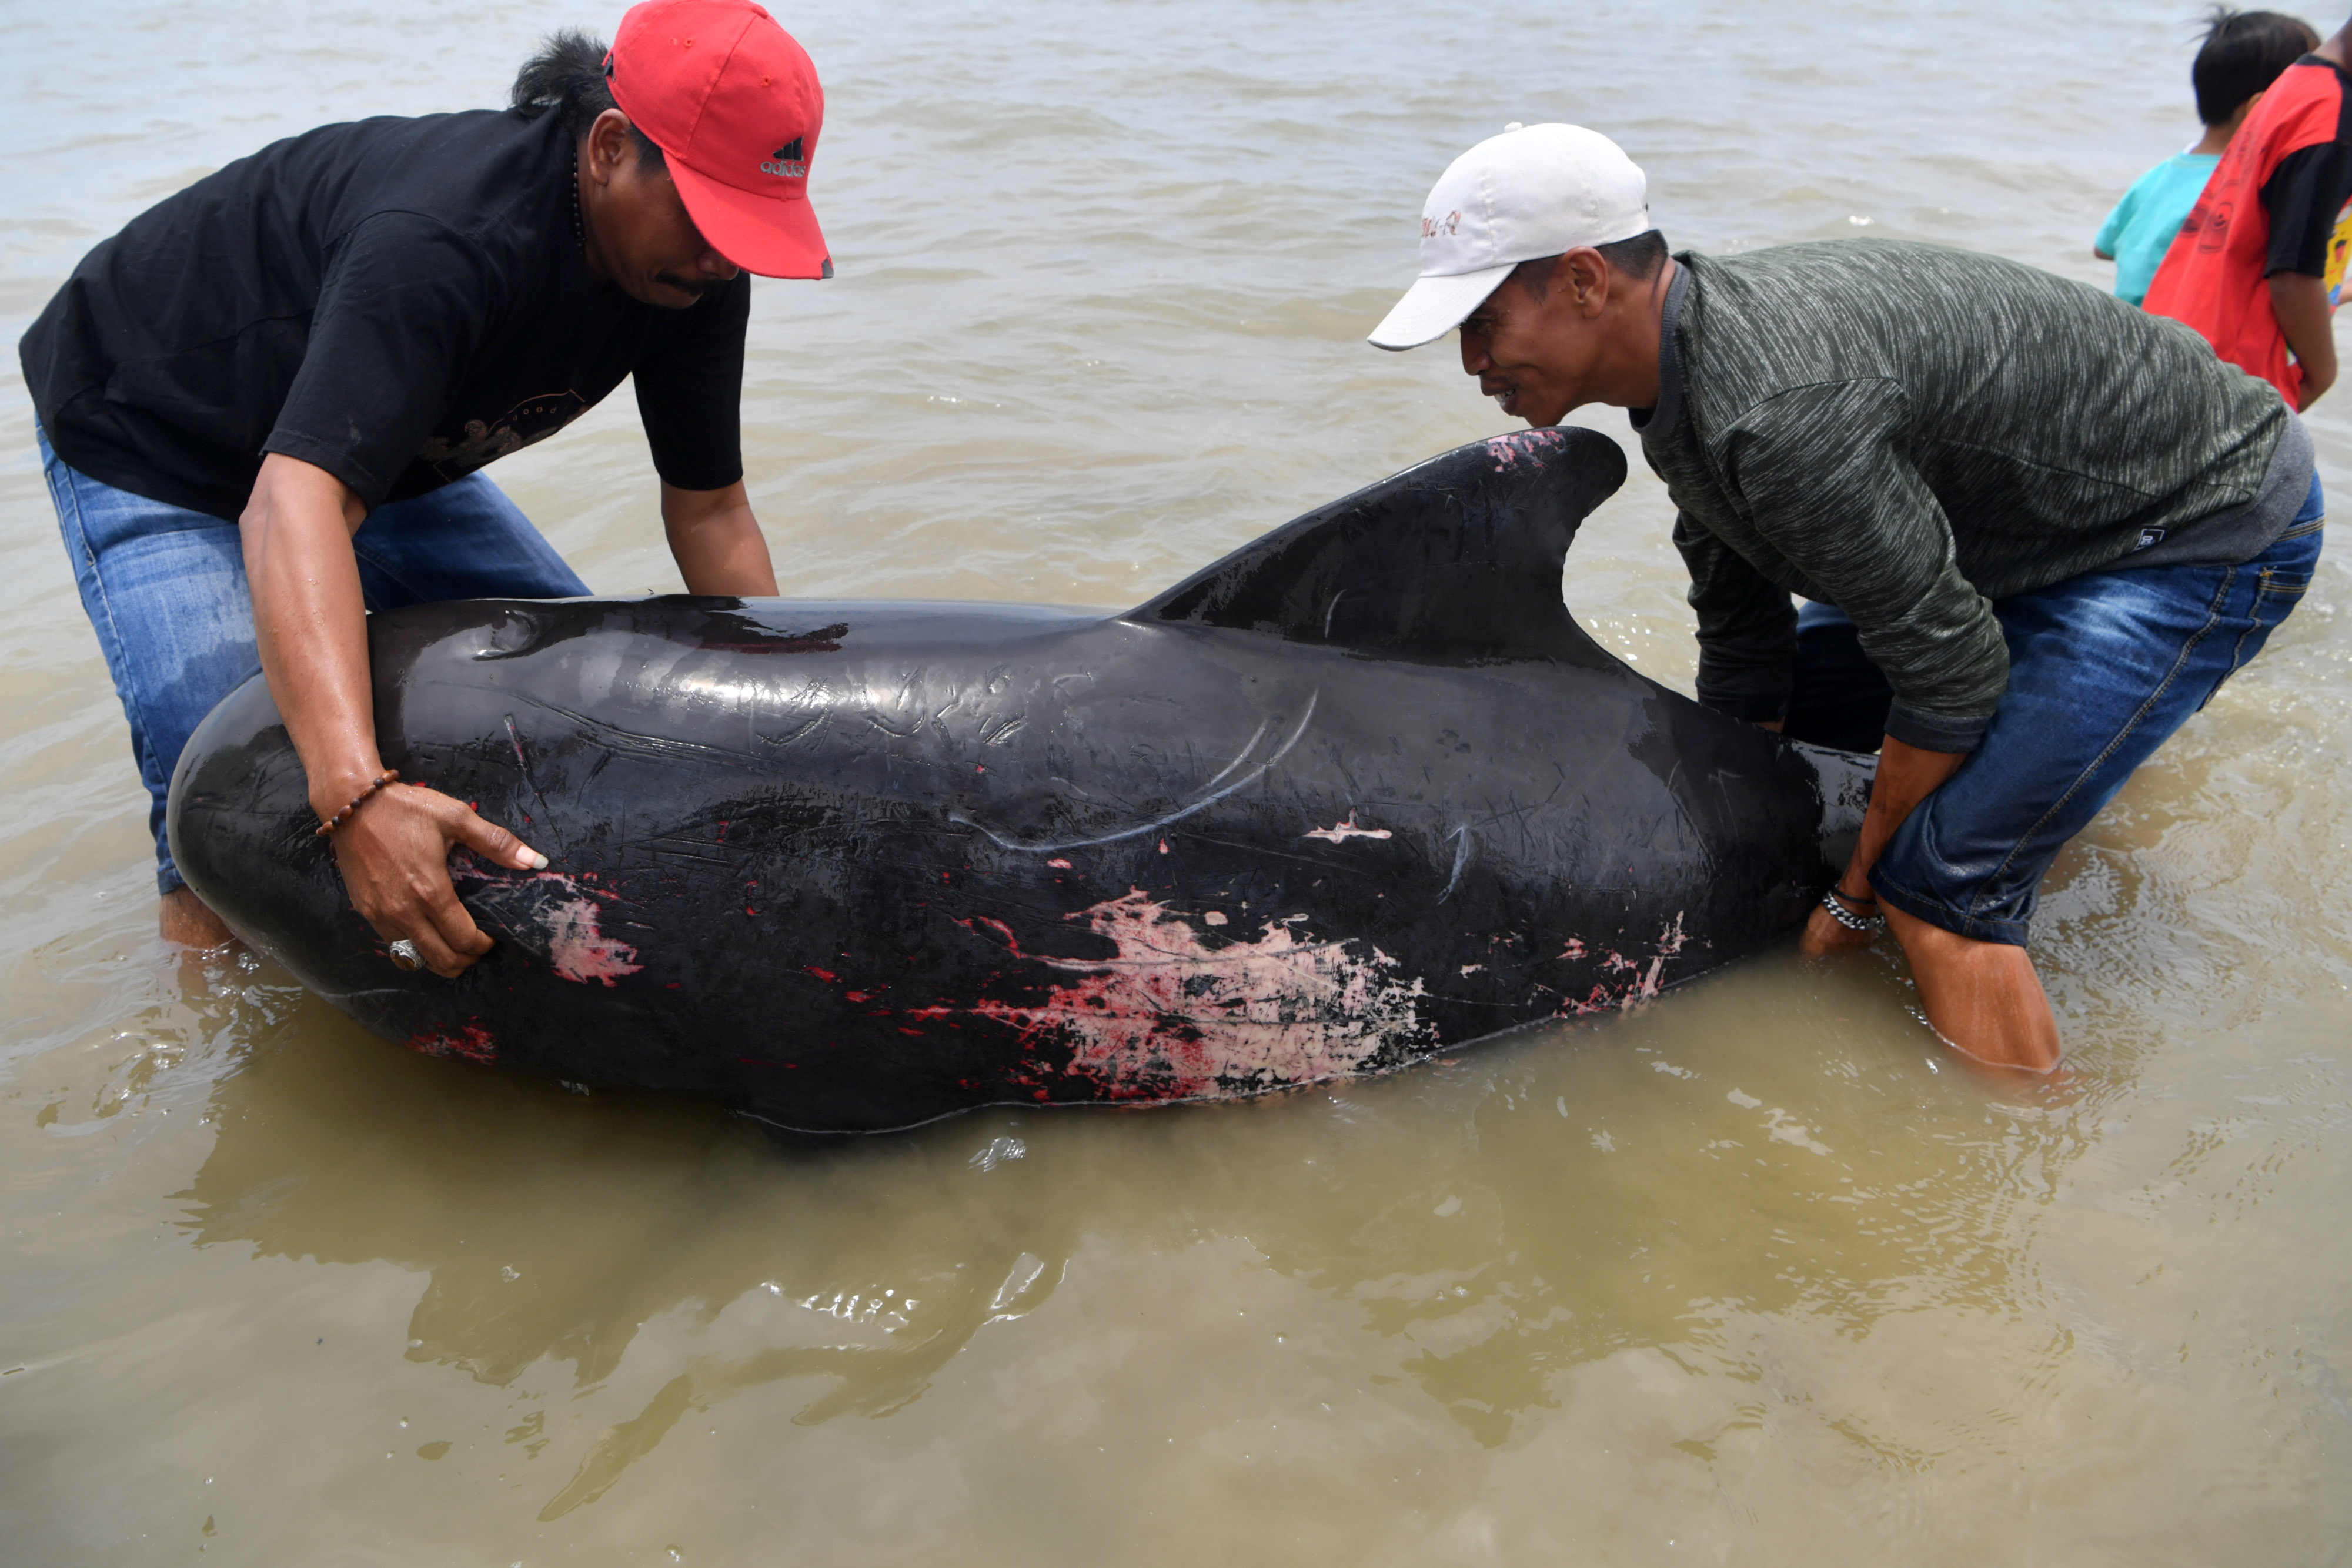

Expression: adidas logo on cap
xmin=761 ymin=138 xmax=806 ymax=178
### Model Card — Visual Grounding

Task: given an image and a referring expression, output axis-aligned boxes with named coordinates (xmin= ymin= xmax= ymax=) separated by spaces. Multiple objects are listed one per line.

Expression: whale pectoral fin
xmin=1786 ymin=738 xmax=1878 ymax=873
xmin=1127 ymin=427 xmax=1628 ymax=665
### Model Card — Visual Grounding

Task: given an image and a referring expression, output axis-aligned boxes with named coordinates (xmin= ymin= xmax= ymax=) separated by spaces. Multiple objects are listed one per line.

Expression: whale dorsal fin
xmin=1128 ymin=426 xmax=1628 ymax=665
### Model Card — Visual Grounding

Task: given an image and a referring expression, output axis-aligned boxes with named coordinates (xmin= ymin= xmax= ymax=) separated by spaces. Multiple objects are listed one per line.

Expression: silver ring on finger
xmin=387 ymin=938 xmax=423 ymax=971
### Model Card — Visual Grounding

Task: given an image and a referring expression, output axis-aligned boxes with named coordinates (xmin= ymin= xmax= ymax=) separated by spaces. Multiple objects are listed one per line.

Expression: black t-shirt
xmin=19 ymin=106 xmax=746 ymax=521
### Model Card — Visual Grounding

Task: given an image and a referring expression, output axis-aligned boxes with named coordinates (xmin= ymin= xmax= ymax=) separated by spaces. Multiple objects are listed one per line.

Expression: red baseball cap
xmin=604 ymin=0 xmax=830 ymax=279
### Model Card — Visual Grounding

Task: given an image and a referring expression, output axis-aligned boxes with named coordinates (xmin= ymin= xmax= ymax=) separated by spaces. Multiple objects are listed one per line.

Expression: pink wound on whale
xmin=540 ymin=893 xmax=643 ymax=986
xmin=409 ymin=1023 xmax=497 ymax=1064
xmin=1556 ymin=912 xmax=1686 ymax=1017
xmin=1485 ymin=426 xmax=1569 ymax=471
xmin=967 ymin=888 xmax=1429 ymax=1099
xmin=448 ymin=859 xmax=644 ymax=987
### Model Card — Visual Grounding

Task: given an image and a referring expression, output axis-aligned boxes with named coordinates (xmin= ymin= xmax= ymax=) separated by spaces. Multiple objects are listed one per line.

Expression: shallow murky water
xmin=5 ymin=2 xmax=2350 ymax=1562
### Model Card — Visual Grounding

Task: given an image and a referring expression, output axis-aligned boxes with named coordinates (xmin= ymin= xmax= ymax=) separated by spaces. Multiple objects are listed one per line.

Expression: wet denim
xmin=1866 ymin=475 xmax=2324 ymax=947
xmin=41 ymin=428 xmax=589 ymax=894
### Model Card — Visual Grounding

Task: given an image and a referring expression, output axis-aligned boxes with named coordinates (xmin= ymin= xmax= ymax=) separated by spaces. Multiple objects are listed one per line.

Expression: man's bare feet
xmin=160 ymin=887 xmax=235 ymax=949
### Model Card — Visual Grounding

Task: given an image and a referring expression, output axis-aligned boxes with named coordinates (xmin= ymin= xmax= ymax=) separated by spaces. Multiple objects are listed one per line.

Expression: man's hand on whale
xmin=1793 ymin=737 xmax=1965 ymax=959
xmin=1369 ymin=125 xmax=2320 ymax=1076
xmin=243 ymin=453 xmax=556 ymax=978
xmin=244 ymin=439 xmax=783 ymax=976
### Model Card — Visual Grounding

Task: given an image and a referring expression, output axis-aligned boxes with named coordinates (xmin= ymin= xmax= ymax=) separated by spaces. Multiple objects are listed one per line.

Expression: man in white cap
xmin=1370 ymin=124 xmax=2324 ymax=1074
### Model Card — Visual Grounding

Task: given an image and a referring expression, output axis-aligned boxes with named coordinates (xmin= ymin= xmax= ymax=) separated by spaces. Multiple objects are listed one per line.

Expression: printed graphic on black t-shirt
xmin=416 ymin=390 xmax=590 ymax=483
xmin=19 ymin=107 xmax=747 ymax=520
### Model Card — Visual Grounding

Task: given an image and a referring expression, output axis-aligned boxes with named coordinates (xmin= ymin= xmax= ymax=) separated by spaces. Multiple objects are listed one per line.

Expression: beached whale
xmin=169 ymin=427 xmax=1871 ymax=1132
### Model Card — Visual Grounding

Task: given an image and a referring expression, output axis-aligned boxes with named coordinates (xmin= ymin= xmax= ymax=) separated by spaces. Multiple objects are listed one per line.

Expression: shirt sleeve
xmin=632 ymin=272 xmax=749 ymax=492
xmin=1720 ymin=379 xmax=2009 ymax=753
xmin=1673 ymin=509 xmax=1797 ymax=723
xmin=262 ymin=213 xmax=492 ymax=509
xmin=2094 ymin=186 xmax=2136 ymax=256
xmin=2261 ymin=140 xmax=2352 ymax=277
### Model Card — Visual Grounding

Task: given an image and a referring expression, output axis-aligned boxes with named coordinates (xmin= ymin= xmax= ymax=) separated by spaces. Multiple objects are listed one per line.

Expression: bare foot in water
xmin=160 ymin=887 xmax=236 ymax=950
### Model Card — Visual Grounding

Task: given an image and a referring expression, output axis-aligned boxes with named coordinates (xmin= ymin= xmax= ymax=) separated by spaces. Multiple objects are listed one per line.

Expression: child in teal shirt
xmin=2098 ymin=8 xmax=2316 ymax=305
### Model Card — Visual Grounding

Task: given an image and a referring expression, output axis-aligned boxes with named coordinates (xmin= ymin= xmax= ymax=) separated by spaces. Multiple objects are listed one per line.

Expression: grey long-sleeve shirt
xmin=1632 ymin=240 xmax=2308 ymax=751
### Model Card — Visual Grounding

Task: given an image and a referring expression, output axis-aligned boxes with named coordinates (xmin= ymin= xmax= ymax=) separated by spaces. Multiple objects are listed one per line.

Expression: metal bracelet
xmin=1818 ymin=887 xmax=1886 ymax=933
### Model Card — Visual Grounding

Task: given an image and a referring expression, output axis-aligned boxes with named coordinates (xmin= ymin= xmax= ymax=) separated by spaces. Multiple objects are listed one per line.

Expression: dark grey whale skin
xmin=169 ymin=427 xmax=1873 ymax=1132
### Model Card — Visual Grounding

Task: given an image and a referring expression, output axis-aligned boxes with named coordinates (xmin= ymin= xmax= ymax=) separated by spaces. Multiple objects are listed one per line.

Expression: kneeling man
xmin=1369 ymin=125 xmax=2323 ymax=1071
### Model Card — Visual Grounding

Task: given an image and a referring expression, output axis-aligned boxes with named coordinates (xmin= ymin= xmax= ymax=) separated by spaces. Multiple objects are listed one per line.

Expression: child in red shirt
xmin=2146 ymin=15 xmax=2352 ymax=408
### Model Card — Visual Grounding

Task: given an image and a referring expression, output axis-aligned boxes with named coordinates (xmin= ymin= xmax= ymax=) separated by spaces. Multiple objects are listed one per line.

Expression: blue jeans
xmin=41 ymin=430 xmax=590 ymax=894
xmin=1858 ymin=487 xmax=2324 ymax=947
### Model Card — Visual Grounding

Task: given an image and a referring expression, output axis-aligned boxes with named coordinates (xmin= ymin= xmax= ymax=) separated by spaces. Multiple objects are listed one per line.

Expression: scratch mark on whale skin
xmin=952 ymin=695 xmax=1318 ymax=852
xmin=1439 ymin=824 xmax=1472 ymax=900
xmin=964 ymin=888 xmax=1432 ymax=1098
xmin=1195 ymin=717 xmax=1271 ymax=794
xmin=1303 ymin=815 xmax=1392 ymax=844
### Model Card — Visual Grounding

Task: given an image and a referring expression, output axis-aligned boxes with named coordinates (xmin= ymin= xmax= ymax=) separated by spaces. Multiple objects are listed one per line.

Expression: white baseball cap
xmin=1368 ymin=122 xmax=1652 ymax=350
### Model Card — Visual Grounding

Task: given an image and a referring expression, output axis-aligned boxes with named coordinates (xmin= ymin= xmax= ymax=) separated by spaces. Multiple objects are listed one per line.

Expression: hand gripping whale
xmin=169 ymin=428 xmax=1872 ymax=1132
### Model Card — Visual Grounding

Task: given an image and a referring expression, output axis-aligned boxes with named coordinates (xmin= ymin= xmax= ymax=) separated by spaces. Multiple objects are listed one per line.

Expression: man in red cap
xmin=21 ymin=2 xmax=827 ymax=971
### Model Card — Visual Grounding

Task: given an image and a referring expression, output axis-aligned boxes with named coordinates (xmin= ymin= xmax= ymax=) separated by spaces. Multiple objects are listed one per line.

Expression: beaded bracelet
xmin=314 ymin=770 xmax=400 ymax=837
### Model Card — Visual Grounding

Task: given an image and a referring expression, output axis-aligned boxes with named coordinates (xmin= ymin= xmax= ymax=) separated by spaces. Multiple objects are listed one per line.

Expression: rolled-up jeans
xmin=1790 ymin=477 xmax=2326 ymax=947
xmin=40 ymin=429 xmax=590 ymax=894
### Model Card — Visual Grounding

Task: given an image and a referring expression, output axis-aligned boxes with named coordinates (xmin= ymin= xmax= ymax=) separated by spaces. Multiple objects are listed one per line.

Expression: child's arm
xmin=2269 ymin=272 xmax=2339 ymax=403
xmin=2260 ymin=136 xmax=2352 ymax=403
xmin=2093 ymin=192 xmax=2132 ymax=262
